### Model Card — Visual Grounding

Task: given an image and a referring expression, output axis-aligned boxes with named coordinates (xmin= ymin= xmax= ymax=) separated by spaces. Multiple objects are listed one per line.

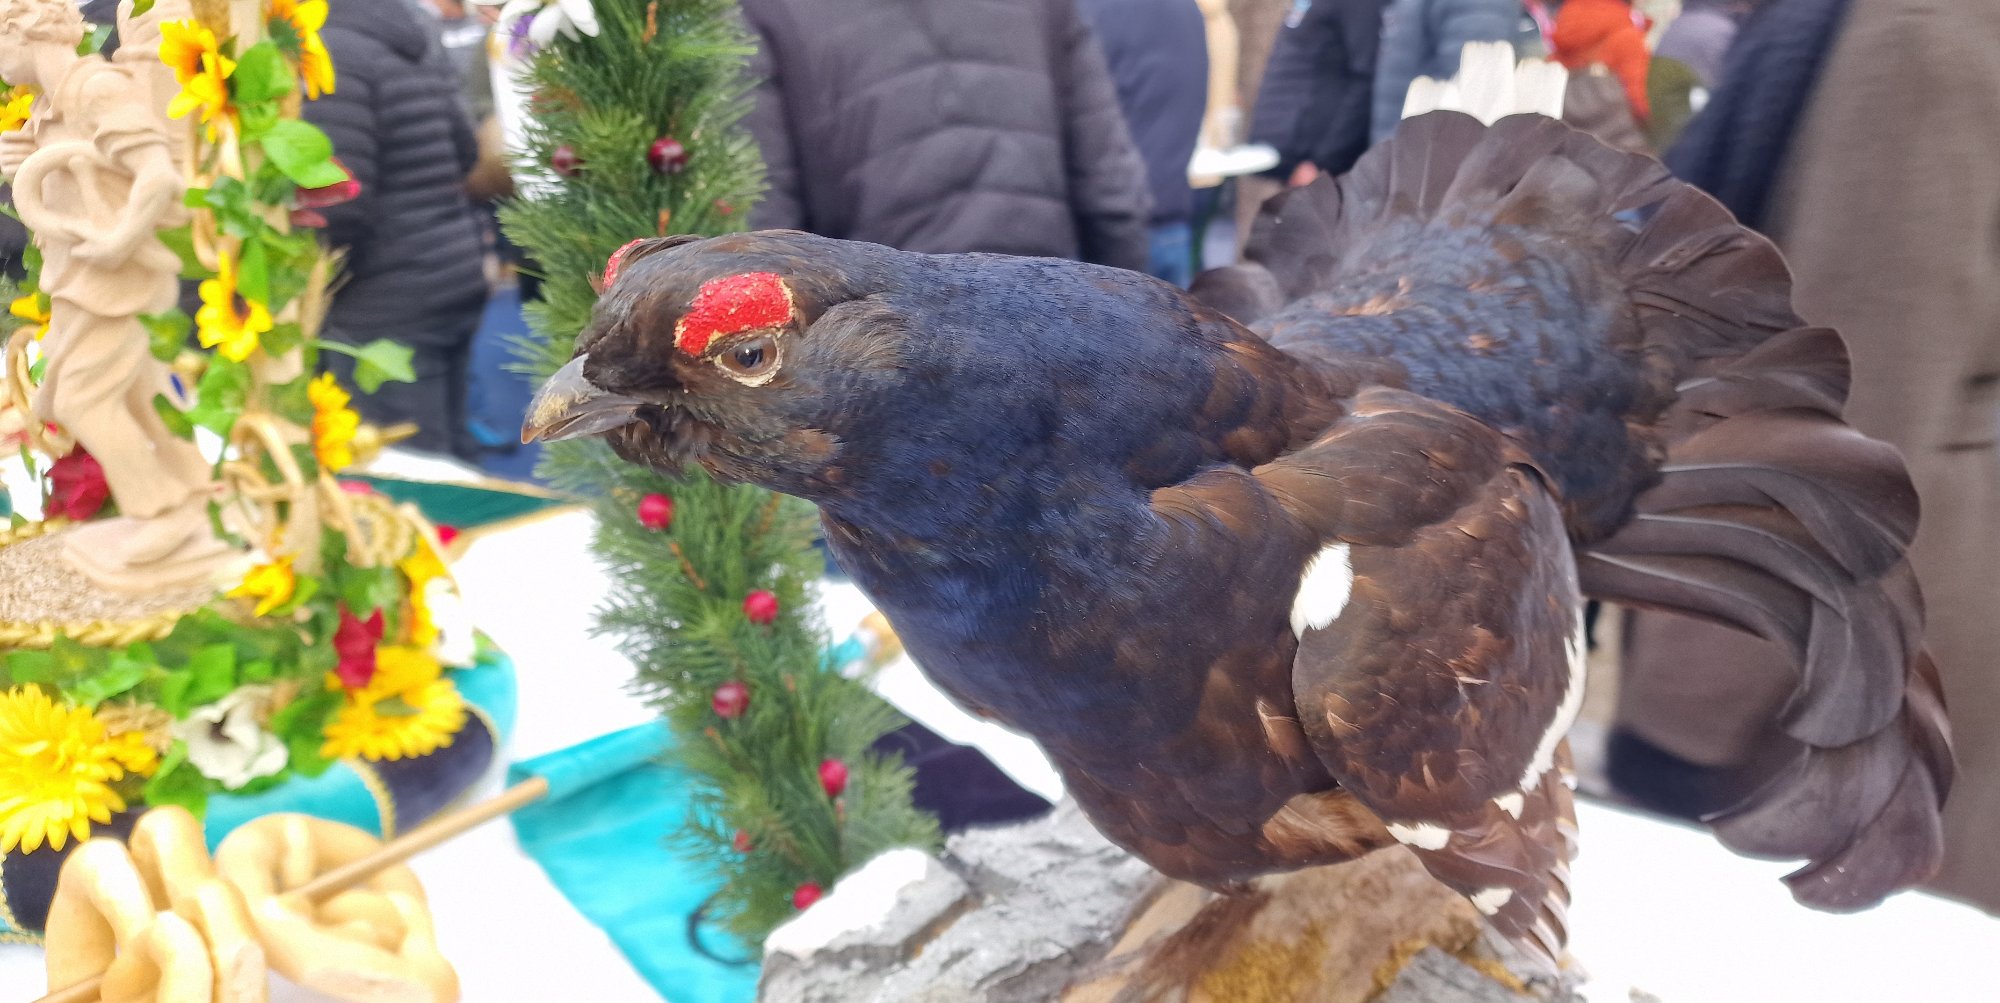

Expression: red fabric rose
xmin=46 ymin=449 xmax=109 ymax=521
xmin=334 ymin=606 xmax=385 ymax=689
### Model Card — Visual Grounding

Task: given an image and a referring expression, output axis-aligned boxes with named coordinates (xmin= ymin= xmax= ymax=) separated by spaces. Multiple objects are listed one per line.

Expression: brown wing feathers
xmin=1216 ymin=111 xmax=1950 ymax=941
xmin=1262 ymin=390 xmax=1585 ymax=963
xmin=1568 ymin=130 xmax=1950 ymax=905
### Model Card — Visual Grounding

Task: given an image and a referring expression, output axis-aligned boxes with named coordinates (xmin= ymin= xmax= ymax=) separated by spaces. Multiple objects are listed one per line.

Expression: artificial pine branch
xmin=500 ymin=0 xmax=939 ymax=949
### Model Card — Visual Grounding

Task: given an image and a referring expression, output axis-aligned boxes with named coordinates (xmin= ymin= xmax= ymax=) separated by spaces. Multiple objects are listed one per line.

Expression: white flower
xmin=173 ymin=687 xmax=289 ymax=790
xmin=498 ymin=0 xmax=599 ymax=47
xmin=424 ymin=578 xmax=480 ymax=669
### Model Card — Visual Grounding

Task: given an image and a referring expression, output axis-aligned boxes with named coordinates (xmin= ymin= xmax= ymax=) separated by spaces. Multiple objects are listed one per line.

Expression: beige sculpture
xmin=0 ymin=0 xmax=237 ymax=595
xmin=43 ymin=808 xmax=458 ymax=1003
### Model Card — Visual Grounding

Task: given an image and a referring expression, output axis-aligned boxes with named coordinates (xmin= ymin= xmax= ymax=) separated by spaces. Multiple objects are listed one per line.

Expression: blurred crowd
xmin=3 ymin=0 xmax=1995 ymax=917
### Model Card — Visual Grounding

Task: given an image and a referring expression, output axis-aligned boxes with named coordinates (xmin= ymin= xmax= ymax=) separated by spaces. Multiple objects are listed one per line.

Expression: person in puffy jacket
xmin=1078 ymin=0 xmax=1209 ymax=286
xmin=306 ymin=0 xmax=490 ymax=460
xmin=1250 ymin=0 xmax=1388 ymax=188
xmin=740 ymin=0 xmax=1153 ymax=273
xmin=1370 ymin=0 xmax=1524 ymax=142
xmin=1550 ymin=0 xmax=1652 ymax=125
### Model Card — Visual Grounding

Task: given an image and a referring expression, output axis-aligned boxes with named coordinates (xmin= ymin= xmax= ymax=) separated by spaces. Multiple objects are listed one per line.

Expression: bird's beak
xmin=522 ymin=354 xmax=645 ymax=443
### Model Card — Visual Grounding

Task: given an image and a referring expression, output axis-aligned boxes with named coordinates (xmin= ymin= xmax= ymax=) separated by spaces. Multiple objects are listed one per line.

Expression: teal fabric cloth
xmin=508 ymin=725 xmax=760 ymax=1003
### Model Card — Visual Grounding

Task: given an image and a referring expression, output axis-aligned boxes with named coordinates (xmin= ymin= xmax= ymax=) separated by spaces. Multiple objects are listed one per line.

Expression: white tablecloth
xmin=5 ymin=474 xmax=1995 ymax=1002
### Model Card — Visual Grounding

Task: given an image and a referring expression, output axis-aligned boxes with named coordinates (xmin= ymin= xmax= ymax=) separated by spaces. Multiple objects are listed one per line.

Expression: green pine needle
xmin=500 ymin=0 xmax=940 ymax=953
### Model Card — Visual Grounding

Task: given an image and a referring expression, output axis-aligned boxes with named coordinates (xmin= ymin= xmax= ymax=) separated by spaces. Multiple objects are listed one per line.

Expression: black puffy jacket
xmin=1250 ymin=0 xmax=1388 ymax=179
xmin=740 ymin=0 xmax=1153 ymax=272
xmin=304 ymin=0 xmax=487 ymax=347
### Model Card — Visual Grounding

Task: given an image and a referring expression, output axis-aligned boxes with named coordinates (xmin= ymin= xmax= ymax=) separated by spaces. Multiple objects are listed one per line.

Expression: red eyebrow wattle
xmin=674 ymin=272 xmax=795 ymax=355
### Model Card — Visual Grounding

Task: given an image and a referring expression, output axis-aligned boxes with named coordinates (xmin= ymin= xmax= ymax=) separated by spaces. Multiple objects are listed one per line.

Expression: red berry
xmin=712 ymin=680 xmax=750 ymax=719
xmin=818 ymin=758 xmax=849 ymax=798
xmin=743 ymin=589 xmax=779 ymax=625
xmin=732 ymin=829 xmax=752 ymax=854
xmin=436 ymin=524 xmax=460 ymax=546
xmin=551 ymin=145 xmax=583 ymax=177
xmin=647 ymin=136 xmax=689 ymax=175
xmin=792 ymin=882 xmax=823 ymax=910
xmin=637 ymin=492 xmax=674 ymax=530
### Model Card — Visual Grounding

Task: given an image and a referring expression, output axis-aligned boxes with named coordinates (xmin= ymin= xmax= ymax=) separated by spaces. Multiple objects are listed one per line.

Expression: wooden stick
xmin=34 ymin=776 xmax=553 ymax=1003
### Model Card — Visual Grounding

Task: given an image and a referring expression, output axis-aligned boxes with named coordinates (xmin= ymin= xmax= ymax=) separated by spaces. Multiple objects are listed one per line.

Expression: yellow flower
xmin=0 ymin=686 xmax=160 ymax=854
xmin=229 ymin=554 xmax=297 ymax=617
xmin=268 ymin=0 xmax=337 ymax=99
xmin=321 ymin=647 xmax=466 ymax=762
xmin=399 ymin=541 xmax=449 ymax=648
xmin=164 ymin=22 xmax=237 ymax=137
xmin=308 ymin=373 xmax=360 ymax=472
xmin=158 ymin=20 xmax=223 ymax=85
xmin=9 ymin=293 xmax=49 ymax=340
xmin=0 ymin=86 xmax=34 ymax=134
xmin=195 ymin=249 xmax=272 ymax=362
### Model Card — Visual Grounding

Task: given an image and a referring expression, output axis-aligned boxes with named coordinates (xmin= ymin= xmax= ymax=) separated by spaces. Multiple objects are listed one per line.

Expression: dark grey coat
xmin=304 ymin=0 xmax=487 ymax=347
xmin=741 ymin=0 xmax=1153 ymax=272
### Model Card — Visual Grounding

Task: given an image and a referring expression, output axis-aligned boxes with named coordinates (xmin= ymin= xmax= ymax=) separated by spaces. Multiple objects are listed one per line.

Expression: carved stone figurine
xmin=0 ymin=0 xmax=236 ymax=594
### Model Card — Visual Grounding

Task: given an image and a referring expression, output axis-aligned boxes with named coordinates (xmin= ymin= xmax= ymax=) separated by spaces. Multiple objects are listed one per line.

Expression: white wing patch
xmin=1386 ymin=821 xmax=1452 ymax=851
xmin=1493 ymin=791 xmax=1525 ymax=820
xmin=1290 ymin=543 xmax=1355 ymax=638
xmin=1519 ymin=609 xmax=1589 ymax=789
xmin=1470 ymin=886 xmax=1515 ymax=916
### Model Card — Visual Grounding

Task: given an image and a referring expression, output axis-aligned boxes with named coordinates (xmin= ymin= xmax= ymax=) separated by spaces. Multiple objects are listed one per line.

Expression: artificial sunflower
xmin=8 ymin=292 xmax=49 ymax=340
xmin=308 ymin=373 xmax=360 ymax=471
xmin=321 ymin=646 xmax=466 ymax=762
xmin=163 ymin=22 xmax=237 ymax=137
xmin=196 ymin=249 xmax=273 ymax=361
xmin=0 ymin=86 xmax=34 ymax=133
xmin=267 ymin=0 xmax=337 ymax=99
xmin=157 ymin=19 xmax=224 ymax=85
xmin=0 ymin=686 xmax=159 ymax=854
xmin=229 ymin=554 xmax=297 ymax=617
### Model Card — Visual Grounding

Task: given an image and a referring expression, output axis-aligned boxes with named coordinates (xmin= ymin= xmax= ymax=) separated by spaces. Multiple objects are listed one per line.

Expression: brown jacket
xmin=1621 ymin=0 xmax=2000 ymax=911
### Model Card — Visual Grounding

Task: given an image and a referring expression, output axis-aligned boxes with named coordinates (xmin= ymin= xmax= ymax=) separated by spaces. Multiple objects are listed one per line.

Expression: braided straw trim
xmin=0 ymin=611 xmax=183 ymax=651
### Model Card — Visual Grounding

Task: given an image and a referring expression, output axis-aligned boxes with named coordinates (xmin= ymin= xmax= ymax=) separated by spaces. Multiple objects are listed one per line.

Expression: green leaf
xmin=131 ymin=0 xmax=154 ymax=16
xmin=185 ymin=644 xmax=239 ymax=708
xmin=237 ymin=236 xmax=272 ymax=306
xmin=269 ymin=688 xmax=340 ymax=776
xmin=262 ymin=321 xmax=304 ymax=357
xmin=259 ymin=120 xmax=347 ymax=189
xmin=76 ymin=24 xmax=110 ymax=55
xmin=142 ymin=742 xmax=211 ymax=817
xmin=318 ymin=338 xmax=416 ymax=393
xmin=141 ymin=309 xmax=192 ymax=362
xmin=232 ymin=42 xmax=294 ymax=105
xmin=71 ymin=648 xmax=153 ymax=708
xmin=289 ymin=574 xmax=321 ymax=610
xmin=186 ymin=356 xmax=251 ymax=437
xmin=238 ymin=101 xmax=281 ymax=138
xmin=157 ymin=225 xmax=209 ymax=280
xmin=159 ymin=670 xmax=195 ymax=716
xmin=154 ymin=394 xmax=196 ymax=440
xmin=4 ymin=649 xmax=56 ymax=686
xmin=339 ymin=565 xmax=402 ymax=617
xmin=241 ymin=659 xmax=275 ymax=683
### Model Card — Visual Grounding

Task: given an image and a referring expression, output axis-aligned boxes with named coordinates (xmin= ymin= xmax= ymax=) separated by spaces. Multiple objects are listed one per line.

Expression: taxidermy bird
xmin=523 ymin=82 xmax=1951 ymax=960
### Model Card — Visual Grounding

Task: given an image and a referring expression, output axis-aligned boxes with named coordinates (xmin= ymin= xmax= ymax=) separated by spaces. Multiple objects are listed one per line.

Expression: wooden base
xmin=1064 ymin=848 xmax=1565 ymax=1003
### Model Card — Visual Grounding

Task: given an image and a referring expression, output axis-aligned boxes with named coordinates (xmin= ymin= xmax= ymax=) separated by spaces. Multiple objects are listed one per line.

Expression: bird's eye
xmin=715 ymin=333 xmax=780 ymax=384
